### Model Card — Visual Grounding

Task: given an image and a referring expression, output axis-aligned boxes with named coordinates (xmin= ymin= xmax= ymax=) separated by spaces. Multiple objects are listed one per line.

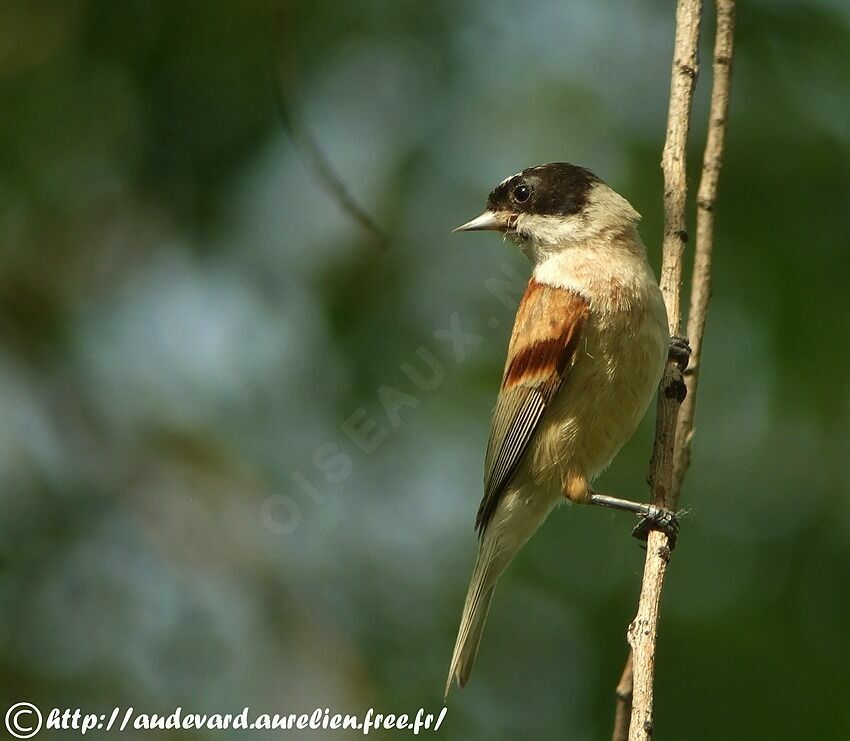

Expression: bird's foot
xmin=632 ymin=505 xmax=680 ymax=549
xmin=668 ymin=335 xmax=691 ymax=371
xmin=589 ymin=492 xmax=681 ymax=549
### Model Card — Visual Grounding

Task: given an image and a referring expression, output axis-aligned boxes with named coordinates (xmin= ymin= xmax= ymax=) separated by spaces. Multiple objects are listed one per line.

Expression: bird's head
xmin=454 ymin=162 xmax=641 ymax=261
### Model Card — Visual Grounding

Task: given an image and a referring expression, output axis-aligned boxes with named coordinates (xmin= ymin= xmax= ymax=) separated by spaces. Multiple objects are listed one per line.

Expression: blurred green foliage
xmin=1 ymin=1 xmax=849 ymax=739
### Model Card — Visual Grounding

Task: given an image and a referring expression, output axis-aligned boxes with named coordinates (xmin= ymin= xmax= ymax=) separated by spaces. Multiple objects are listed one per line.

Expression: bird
xmin=446 ymin=162 xmax=681 ymax=698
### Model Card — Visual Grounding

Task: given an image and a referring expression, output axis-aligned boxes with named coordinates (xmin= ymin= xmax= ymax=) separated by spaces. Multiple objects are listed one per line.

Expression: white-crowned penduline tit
xmin=446 ymin=163 xmax=688 ymax=698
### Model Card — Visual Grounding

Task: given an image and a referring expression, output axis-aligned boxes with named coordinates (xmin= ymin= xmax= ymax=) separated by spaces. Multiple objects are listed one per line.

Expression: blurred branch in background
xmin=271 ymin=0 xmax=388 ymax=249
xmin=612 ymin=2 xmax=736 ymax=740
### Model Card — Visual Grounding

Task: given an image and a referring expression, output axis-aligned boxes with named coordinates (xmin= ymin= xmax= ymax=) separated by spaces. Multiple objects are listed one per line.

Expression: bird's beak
xmin=452 ymin=210 xmax=511 ymax=233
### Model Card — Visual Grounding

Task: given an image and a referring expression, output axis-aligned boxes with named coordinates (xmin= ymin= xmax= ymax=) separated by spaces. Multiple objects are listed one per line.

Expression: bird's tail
xmin=446 ymin=486 xmax=559 ymax=699
xmin=444 ymin=534 xmax=508 ymax=699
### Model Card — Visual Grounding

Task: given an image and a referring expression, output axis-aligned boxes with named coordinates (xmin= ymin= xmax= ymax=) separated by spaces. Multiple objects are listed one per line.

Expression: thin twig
xmin=628 ymin=1 xmax=703 ymax=740
xmin=611 ymin=652 xmax=634 ymax=741
xmin=673 ymin=0 xmax=736 ymax=494
xmin=612 ymin=2 xmax=736 ymax=740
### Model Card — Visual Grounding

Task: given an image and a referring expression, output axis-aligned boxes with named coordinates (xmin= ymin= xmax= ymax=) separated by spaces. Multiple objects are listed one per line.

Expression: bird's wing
xmin=477 ymin=279 xmax=589 ymax=534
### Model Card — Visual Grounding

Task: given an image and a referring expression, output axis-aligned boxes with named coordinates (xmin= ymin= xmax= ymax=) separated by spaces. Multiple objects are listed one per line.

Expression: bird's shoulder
xmin=503 ymin=277 xmax=589 ymax=389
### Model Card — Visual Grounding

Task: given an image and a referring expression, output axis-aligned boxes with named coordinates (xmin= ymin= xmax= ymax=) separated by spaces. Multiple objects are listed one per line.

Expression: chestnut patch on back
xmin=503 ymin=278 xmax=589 ymax=388
xmin=505 ymin=336 xmax=581 ymax=385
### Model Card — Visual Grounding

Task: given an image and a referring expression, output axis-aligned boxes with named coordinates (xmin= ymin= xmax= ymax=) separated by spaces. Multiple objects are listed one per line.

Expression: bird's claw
xmin=632 ymin=505 xmax=680 ymax=549
xmin=668 ymin=335 xmax=691 ymax=372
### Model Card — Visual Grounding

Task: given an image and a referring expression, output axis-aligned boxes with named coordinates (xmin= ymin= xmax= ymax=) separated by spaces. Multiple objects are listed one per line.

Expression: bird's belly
xmin=529 ymin=308 xmax=667 ymax=490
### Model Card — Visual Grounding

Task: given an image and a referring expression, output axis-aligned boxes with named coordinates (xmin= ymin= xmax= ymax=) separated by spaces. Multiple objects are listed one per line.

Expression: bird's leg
xmin=589 ymin=492 xmax=680 ymax=547
xmin=668 ymin=334 xmax=691 ymax=371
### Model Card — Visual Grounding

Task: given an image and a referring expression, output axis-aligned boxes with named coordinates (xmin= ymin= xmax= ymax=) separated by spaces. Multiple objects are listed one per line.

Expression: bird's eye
xmin=512 ymin=184 xmax=531 ymax=203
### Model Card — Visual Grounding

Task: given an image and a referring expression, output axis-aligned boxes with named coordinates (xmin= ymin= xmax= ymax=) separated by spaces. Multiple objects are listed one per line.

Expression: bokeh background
xmin=2 ymin=0 xmax=849 ymax=739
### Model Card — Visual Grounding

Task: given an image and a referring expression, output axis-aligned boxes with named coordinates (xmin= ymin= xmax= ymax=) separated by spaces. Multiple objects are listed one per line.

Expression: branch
xmin=673 ymin=0 xmax=736 ymax=494
xmin=627 ymin=1 xmax=703 ymax=739
xmin=611 ymin=652 xmax=634 ymax=741
xmin=612 ymin=2 xmax=736 ymax=740
xmin=630 ymin=0 xmax=703 ymax=720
